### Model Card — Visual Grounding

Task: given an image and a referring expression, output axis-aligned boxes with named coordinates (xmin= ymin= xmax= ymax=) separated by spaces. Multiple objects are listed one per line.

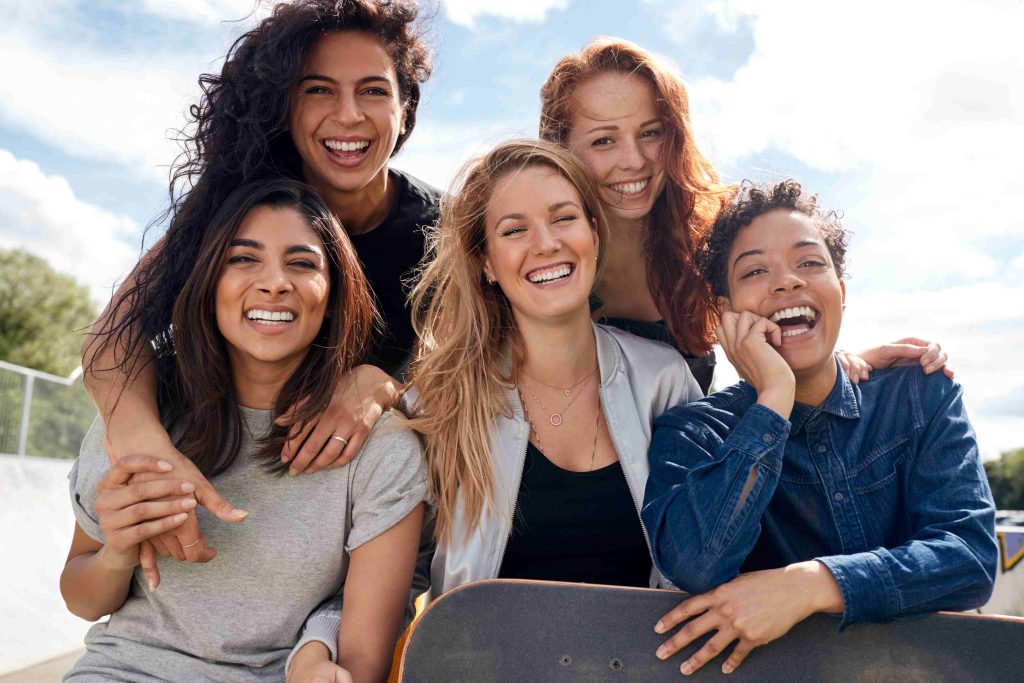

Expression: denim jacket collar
xmin=788 ymin=359 xmax=861 ymax=434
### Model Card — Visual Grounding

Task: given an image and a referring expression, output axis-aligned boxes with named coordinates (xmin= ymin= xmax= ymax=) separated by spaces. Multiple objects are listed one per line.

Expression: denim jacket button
xmin=834 ymin=491 xmax=844 ymax=502
xmin=816 ymin=444 xmax=827 ymax=453
xmin=762 ymin=433 xmax=773 ymax=444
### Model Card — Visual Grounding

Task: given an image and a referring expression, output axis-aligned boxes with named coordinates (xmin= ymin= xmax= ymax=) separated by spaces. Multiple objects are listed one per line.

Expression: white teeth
xmin=769 ymin=306 xmax=817 ymax=323
xmin=781 ymin=327 xmax=810 ymax=337
xmin=527 ymin=264 xmax=572 ymax=283
xmin=324 ymin=139 xmax=370 ymax=152
xmin=610 ymin=180 xmax=648 ymax=195
xmin=246 ymin=309 xmax=295 ymax=323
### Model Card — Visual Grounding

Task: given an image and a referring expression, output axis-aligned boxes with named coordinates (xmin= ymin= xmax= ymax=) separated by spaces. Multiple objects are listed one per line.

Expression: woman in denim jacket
xmin=642 ymin=180 xmax=997 ymax=676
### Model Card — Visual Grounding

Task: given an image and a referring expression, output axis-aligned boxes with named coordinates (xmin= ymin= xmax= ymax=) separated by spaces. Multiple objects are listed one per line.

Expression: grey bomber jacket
xmin=288 ymin=323 xmax=703 ymax=667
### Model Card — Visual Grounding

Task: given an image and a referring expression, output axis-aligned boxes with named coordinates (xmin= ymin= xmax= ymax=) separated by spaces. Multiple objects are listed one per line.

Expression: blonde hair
xmin=407 ymin=139 xmax=608 ymax=544
xmin=540 ymin=37 xmax=733 ymax=355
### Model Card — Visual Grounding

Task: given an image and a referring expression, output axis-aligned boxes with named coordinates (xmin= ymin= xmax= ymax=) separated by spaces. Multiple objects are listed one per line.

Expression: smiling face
xmin=287 ymin=31 xmax=405 ymax=197
xmin=215 ymin=204 xmax=330 ymax=375
xmin=723 ymin=209 xmax=846 ymax=382
xmin=565 ymin=71 xmax=668 ymax=224
xmin=482 ymin=165 xmax=599 ymax=328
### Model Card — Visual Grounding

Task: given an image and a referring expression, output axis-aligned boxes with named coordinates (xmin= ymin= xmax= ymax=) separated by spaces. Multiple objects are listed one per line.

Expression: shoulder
xmin=391 ymin=168 xmax=441 ymax=220
xmin=598 ymin=324 xmax=684 ymax=370
xmin=73 ymin=416 xmax=112 ymax=491
xmin=656 ymin=382 xmax=755 ymax=431
xmin=859 ymin=365 xmax=962 ymax=422
xmin=355 ymin=411 xmax=424 ymax=468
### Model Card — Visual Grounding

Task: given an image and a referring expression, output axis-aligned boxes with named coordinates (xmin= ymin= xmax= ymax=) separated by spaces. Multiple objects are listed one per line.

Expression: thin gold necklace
xmin=519 ymin=386 xmax=603 ymax=471
xmin=518 ymin=369 xmax=594 ymax=426
xmin=520 ymin=360 xmax=598 ymax=397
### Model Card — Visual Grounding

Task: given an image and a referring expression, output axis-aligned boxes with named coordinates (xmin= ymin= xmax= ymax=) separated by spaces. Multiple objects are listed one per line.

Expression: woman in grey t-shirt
xmin=61 ymin=180 xmax=426 ymax=683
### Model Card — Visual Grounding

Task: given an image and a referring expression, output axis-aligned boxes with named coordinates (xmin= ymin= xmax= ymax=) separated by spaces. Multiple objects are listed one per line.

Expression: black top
xmin=598 ymin=316 xmax=716 ymax=395
xmin=348 ymin=169 xmax=440 ymax=377
xmin=498 ymin=442 xmax=652 ymax=587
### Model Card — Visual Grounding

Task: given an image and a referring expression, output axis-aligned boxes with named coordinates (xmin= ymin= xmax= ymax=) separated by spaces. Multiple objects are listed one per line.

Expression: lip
xmin=766 ymin=302 xmax=821 ymax=344
xmin=607 ymin=177 xmax=652 ymax=198
xmin=243 ymin=305 xmax=299 ymax=334
xmin=523 ymin=261 xmax=576 ymax=288
xmin=320 ymin=136 xmax=373 ymax=168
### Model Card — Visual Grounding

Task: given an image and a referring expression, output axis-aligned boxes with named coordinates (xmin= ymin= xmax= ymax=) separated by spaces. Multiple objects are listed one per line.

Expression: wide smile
xmin=524 ymin=262 xmax=575 ymax=287
xmin=768 ymin=305 xmax=820 ymax=341
xmin=244 ymin=307 xmax=298 ymax=333
xmin=321 ymin=137 xmax=372 ymax=167
xmin=608 ymin=178 xmax=650 ymax=197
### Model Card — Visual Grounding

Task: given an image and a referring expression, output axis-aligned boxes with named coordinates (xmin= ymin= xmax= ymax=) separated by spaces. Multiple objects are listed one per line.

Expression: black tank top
xmin=498 ymin=442 xmax=652 ymax=587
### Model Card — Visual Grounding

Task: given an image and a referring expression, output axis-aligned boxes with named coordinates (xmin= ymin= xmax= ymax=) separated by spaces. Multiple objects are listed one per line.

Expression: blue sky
xmin=1 ymin=0 xmax=1022 ymax=457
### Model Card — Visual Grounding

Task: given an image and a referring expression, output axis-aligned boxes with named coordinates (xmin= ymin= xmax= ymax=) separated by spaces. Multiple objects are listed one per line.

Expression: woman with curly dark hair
xmin=82 ymin=0 xmax=438 ymax=573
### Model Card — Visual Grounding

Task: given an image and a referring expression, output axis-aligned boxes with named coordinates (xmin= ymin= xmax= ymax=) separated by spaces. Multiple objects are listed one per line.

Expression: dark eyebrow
xmin=285 ymin=245 xmax=321 ymax=256
xmin=297 ymin=74 xmax=338 ymax=86
xmin=495 ymin=212 xmax=525 ymax=226
xmin=549 ymin=201 xmax=580 ymax=212
xmin=230 ymin=238 xmax=262 ymax=249
xmin=732 ymin=248 xmax=762 ymax=269
xmin=794 ymin=239 xmax=824 ymax=249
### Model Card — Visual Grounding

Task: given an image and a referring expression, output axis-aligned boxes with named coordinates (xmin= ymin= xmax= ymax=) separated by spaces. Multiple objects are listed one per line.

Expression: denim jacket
xmin=642 ymin=363 xmax=997 ymax=629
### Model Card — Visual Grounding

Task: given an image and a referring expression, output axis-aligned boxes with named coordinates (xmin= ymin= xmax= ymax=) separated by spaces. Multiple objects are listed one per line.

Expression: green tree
xmin=0 ymin=248 xmax=97 ymax=376
xmin=984 ymin=447 xmax=1024 ymax=510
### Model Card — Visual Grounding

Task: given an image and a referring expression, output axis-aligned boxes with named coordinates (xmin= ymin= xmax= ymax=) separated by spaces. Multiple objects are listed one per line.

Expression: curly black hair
xmin=86 ymin=0 xmax=432 ymax=383
xmin=697 ymin=180 xmax=850 ymax=298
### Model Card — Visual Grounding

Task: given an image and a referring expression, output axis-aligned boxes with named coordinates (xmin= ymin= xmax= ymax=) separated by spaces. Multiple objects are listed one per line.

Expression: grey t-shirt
xmin=65 ymin=408 xmax=426 ymax=683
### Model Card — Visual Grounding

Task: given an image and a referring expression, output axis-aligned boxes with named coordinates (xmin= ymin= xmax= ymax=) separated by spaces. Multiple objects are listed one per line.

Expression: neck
xmin=516 ymin=308 xmax=598 ymax=386
xmin=229 ymin=354 xmax=305 ymax=410
xmin=313 ymin=168 xmax=394 ymax=236
xmin=793 ymin=357 xmax=839 ymax=407
xmin=593 ymin=213 xmax=660 ymax=320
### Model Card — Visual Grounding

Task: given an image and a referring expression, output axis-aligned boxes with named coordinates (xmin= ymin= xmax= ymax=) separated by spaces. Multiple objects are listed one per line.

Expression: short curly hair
xmin=697 ymin=180 xmax=850 ymax=298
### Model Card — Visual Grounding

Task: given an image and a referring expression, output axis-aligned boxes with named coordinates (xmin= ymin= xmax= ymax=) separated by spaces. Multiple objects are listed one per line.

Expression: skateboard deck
xmin=399 ymin=579 xmax=1024 ymax=681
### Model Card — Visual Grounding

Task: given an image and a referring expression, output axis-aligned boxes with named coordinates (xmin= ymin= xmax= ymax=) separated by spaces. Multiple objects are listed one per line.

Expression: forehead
xmin=571 ymin=71 xmax=659 ymax=128
xmin=486 ymin=166 xmax=581 ymax=222
xmin=729 ymin=209 xmax=825 ymax=263
xmin=235 ymin=205 xmax=322 ymax=246
xmin=302 ymin=31 xmax=397 ymax=79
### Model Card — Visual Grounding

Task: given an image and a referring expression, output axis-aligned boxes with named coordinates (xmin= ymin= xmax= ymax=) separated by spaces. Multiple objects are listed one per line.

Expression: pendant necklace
xmin=521 ymin=360 xmax=597 ymax=397
xmin=518 ymin=367 xmax=595 ymax=426
xmin=519 ymin=387 xmax=603 ymax=471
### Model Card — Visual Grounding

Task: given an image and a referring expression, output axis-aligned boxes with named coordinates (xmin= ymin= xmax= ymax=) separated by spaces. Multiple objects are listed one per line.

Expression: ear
xmin=717 ymin=295 xmax=733 ymax=313
xmin=591 ymin=217 xmax=600 ymax=256
xmin=481 ymin=254 xmax=496 ymax=285
xmin=840 ymin=279 xmax=846 ymax=310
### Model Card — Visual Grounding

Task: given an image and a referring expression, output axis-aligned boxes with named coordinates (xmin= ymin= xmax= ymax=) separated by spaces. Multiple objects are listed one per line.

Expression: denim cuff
xmin=817 ymin=551 xmax=897 ymax=631
xmin=728 ymin=403 xmax=791 ymax=474
xmin=285 ymin=612 xmax=340 ymax=673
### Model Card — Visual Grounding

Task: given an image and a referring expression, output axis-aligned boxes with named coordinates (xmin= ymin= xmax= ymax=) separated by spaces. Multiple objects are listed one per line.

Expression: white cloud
xmin=0 ymin=149 xmax=140 ymax=304
xmin=443 ymin=0 xmax=570 ymax=27
xmin=138 ymin=0 xmax=272 ymax=25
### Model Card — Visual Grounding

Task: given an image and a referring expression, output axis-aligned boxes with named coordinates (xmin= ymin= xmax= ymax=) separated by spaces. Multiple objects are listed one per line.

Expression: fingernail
xmin=656 ymin=645 xmax=668 ymax=659
xmin=147 ymin=579 xmax=155 ymax=592
xmin=181 ymin=482 xmax=195 ymax=493
xmin=182 ymin=498 xmax=196 ymax=510
xmin=231 ymin=509 xmax=249 ymax=520
xmin=173 ymin=513 xmax=188 ymax=523
xmin=723 ymin=664 xmax=734 ymax=674
xmin=157 ymin=460 xmax=172 ymax=471
xmin=288 ymin=468 xmax=297 ymax=477
xmin=654 ymin=620 xmax=665 ymax=634
xmin=681 ymin=662 xmax=694 ymax=675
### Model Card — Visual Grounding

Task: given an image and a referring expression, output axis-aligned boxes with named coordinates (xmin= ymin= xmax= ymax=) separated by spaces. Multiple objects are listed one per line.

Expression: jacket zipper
xmin=494 ymin=421 xmax=530 ymax=578
xmin=598 ymin=384 xmax=663 ymax=587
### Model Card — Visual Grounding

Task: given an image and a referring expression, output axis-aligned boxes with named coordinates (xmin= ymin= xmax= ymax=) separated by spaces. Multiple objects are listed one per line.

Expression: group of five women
xmin=60 ymin=1 xmax=976 ymax=681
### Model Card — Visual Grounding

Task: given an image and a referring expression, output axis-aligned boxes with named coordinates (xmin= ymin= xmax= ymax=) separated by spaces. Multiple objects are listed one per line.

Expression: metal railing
xmin=0 ymin=360 xmax=97 ymax=459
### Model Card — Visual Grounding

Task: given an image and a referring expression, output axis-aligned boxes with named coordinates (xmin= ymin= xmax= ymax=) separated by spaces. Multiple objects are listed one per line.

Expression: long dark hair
xmin=540 ymin=37 xmax=731 ymax=356
xmin=85 ymin=0 xmax=431 ymax=394
xmin=159 ymin=179 xmax=376 ymax=476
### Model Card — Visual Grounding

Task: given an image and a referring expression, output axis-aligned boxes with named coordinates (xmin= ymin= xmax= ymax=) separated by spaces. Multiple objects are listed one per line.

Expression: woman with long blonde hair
xmin=406 ymin=139 xmax=702 ymax=591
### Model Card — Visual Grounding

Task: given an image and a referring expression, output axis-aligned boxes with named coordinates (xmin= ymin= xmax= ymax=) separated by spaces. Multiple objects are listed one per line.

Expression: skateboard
xmin=398 ymin=579 xmax=1024 ymax=681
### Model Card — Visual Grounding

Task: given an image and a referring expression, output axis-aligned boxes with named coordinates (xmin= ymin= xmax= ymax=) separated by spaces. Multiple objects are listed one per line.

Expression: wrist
xmin=105 ymin=416 xmax=173 ymax=460
xmin=756 ymin=384 xmax=795 ymax=420
xmin=798 ymin=560 xmax=844 ymax=615
xmin=288 ymin=641 xmax=332 ymax=681
xmin=96 ymin=544 xmax=139 ymax=573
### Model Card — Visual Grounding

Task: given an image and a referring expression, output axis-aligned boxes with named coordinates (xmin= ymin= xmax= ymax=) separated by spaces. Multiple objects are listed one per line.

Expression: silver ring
xmin=331 ymin=434 xmax=349 ymax=446
xmin=182 ymin=537 xmax=202 ymax=549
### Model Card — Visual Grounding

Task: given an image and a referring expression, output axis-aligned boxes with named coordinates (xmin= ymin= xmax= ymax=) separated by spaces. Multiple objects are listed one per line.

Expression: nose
xmin=256 ymin=264 xmax=292 ymax=297
xmin=531 ymin=222 xmax=561 ymax=255
xmin=617 ymin=138 xmax=646 ymax=172
xmin=333 ymin=92 xmax=364 ymax=127
xmin=772 ymin=270 xmax=806 ymax=293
